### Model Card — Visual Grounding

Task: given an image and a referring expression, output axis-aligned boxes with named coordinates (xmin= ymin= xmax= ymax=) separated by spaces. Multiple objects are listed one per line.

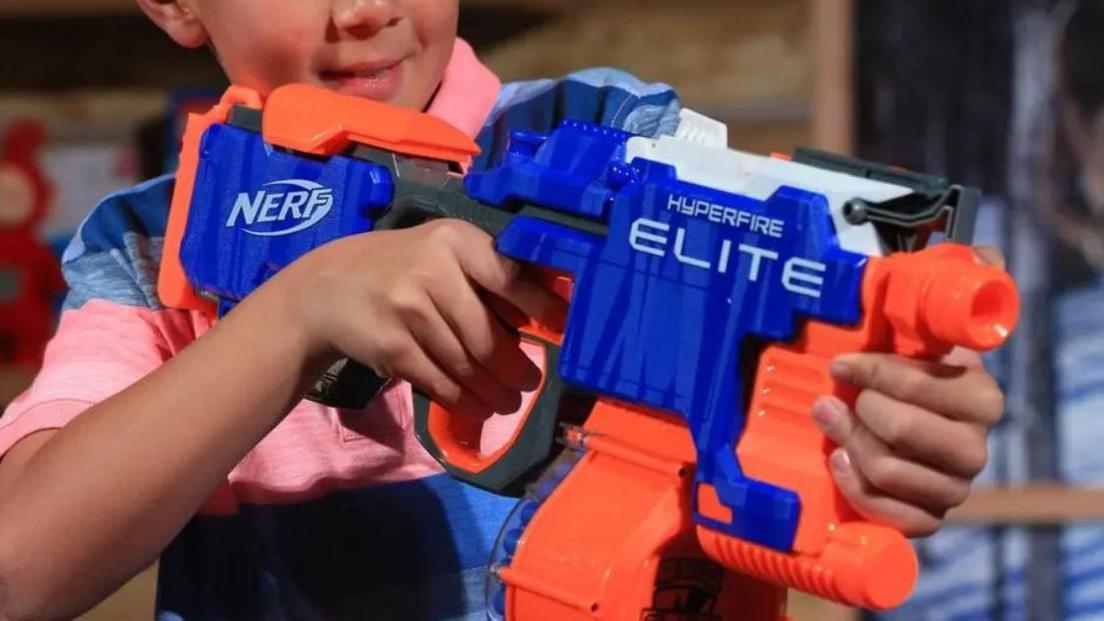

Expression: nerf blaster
xmin=159 ymin=84 xmax=1020 ymax=619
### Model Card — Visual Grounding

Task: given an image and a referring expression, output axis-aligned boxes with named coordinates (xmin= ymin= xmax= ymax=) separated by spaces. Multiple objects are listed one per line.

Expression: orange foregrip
xmin=707 ymin=243 xmax=1018 ymax=610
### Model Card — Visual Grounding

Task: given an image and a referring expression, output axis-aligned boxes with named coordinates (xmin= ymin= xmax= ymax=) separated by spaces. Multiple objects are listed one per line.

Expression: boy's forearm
xmin=0 ymin=289 xmax=331 ymax=620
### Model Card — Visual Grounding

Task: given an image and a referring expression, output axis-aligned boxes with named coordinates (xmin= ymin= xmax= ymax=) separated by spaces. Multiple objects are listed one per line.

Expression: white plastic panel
xmin=624 ymin=108 xmax=915 ymax=257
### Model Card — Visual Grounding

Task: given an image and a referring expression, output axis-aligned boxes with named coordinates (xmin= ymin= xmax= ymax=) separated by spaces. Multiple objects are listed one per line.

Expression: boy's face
xmin=145 ymin=0 xmax=458 ymax=110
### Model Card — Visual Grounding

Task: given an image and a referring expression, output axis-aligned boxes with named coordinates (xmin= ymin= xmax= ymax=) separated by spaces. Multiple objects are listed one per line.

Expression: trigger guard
xmin=412 ymin=334 xmax=566 ymax=497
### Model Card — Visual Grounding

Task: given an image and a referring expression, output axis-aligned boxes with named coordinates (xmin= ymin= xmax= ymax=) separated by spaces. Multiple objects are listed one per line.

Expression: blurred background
xmin=1 ymin=0 xmax=1101 ymax=619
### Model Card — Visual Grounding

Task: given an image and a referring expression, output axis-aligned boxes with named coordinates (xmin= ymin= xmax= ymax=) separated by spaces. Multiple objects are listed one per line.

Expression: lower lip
xmin=323 ymin=63 xmax=403 ymax=101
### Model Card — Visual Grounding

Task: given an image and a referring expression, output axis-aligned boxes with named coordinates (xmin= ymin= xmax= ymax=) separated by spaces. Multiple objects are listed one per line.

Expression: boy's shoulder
xmin=61 ymin=174 xmax=175 ymax=311
xmin=475 ymin=67 xmax=682 ymax=168
xmin=65 ymin=174 xmax=174 ymax=261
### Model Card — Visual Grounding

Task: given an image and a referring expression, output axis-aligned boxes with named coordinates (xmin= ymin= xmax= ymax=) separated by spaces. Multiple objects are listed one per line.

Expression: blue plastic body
xmin=467 ymin=128 xmax=869 ymax=552
xmin=181 ymin=124 xmax=393 ymax=312
xmin=180 ymin=118 xmax=870 ymax=553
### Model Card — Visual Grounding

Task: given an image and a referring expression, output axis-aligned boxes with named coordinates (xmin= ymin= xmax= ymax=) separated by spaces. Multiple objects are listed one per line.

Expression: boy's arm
xmin=0 ymin=281 xmax=333 ymax=621
xmin=0 ymin=217 xmax=560 ymax=621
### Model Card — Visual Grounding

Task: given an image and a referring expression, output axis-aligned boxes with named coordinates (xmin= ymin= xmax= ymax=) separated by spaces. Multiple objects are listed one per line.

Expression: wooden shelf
xmin=948 ymin=485 xmax=1104 ymax=524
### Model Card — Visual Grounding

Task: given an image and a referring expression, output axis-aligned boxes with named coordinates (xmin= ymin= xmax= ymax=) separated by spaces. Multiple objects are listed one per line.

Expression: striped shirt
xmin=0 ymin=41 xmax=681 ymax=621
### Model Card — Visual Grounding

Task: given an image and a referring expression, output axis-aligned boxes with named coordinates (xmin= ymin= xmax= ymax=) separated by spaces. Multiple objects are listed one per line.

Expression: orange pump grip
xmin=698 ymin=521 xmax=916 ymax=610
xmin=708 ymin=243 xmax=1018 ymax=611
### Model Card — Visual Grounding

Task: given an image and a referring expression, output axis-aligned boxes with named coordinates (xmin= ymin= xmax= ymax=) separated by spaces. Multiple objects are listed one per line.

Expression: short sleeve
xmin=0 ymin=175 xmax=206 ymax=457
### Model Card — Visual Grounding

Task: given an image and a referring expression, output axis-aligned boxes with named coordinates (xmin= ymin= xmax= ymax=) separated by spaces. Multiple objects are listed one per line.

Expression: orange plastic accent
xmin=738 ymin=345 xmax=849 ymax=555
xmin=703 ymin=242 xmax=1019 ymax=610
xmin=159 ymin=83 xmax=482 ymax=319
xmin=696 ymin=483 xmax=733 ymax=524
xmin=698 ymin=524 xmax=916 ymax=611
xmin=263 ymin=83 xmax=479 ymax=165
xmin=158 ymin=86 xmax=263 ymax=317
xmin=424 ymin=267 xmax=573 ymax=477
xmin=770 ymin=151 xmax=793 ymax=161
xmin=426 ymin=321 xmax=563 ymax=474
xmin=880 ymin=244 xmax=1019 ymax=356
xmin=499 ymin=401 xmax=788 ymax=621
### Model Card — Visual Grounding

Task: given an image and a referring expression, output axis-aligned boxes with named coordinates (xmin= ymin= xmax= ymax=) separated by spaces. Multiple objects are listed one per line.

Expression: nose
xmin=332 ymin=0 xmax=398 ymax=37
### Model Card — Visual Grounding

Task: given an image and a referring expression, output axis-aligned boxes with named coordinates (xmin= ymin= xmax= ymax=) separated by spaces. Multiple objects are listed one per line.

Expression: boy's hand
xmin=811 ymin=246 xmax=1007 ymax=537
xmin=280 ymin=220 xmax=567 ymax=415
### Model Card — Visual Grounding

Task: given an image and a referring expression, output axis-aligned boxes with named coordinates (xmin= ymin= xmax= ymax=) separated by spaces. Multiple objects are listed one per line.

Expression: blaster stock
xmin=159 ymin=84 xmax=1020 ymax=620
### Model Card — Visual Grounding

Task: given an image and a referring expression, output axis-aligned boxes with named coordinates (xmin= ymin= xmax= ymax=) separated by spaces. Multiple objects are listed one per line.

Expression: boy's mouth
xmin=319 ymin=60 xmax=404 ymax=101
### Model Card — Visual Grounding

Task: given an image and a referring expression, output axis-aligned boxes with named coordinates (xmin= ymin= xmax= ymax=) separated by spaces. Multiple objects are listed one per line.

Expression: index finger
xmin=454 ymin=234 xmax=568 ymax=331
xmin=942 ymin=346 xmax=985 ymax=370
xmin=831 ymin=353 xmax=1004 ymax=427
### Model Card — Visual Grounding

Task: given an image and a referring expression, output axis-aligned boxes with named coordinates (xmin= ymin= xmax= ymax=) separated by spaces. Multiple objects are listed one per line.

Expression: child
xmin=0 ymin=1 xmax=1007 ymax=619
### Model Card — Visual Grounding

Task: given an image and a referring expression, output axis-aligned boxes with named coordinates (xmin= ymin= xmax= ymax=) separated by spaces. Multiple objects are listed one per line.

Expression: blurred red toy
xmin=0 ymin=120 xmax=64 ymax=369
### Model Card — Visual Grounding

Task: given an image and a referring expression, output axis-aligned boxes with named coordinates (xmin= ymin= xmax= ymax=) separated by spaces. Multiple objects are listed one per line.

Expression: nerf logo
xmin=629 ymin=217 xmax=826 ymax=298
xmin=226 ymin=179 xmax=334 ymax=237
